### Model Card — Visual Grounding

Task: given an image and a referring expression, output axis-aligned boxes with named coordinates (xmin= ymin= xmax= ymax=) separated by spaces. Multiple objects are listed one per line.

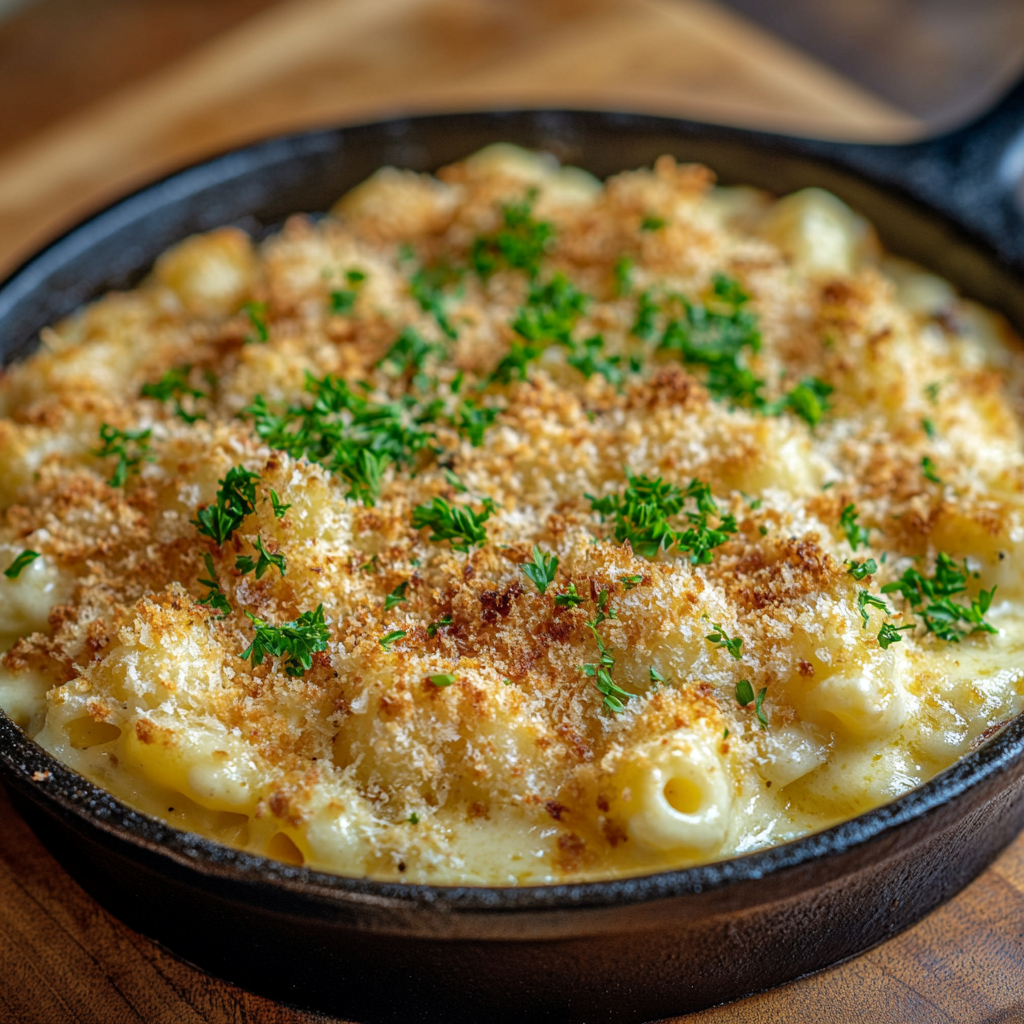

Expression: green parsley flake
xmin=847 ymin=558 xmax=878 ymax=580
xmin=408 ymin=812 xmax=420 ymax=824
xmin=4 ymin=550 xmax=39 ymax=579
xmin=640 ymin=215 xmax=667 ymax=231
xmin=242 ymin=301 xmax=269 ymax=344
xmin=614 ymin=255 xmax=633 ymax=297
xmin=583 ymin=619 xmax=632 ymax=713
xmin=94 ymin=423 xmax=153 ymax=488
xmin=242 ymin=604 xmax=330 ymax=677
xmin=411 ymin=496 xmax=494 ymax=551
xmin=772 ymin=377 xmax=833 ymax=427
xmin=197 ymin=552 xmax=231 ymax=618
xmin=140 ymin=365 xmax=206 ymax=423
xmin=471 ymin=192 xmax=554 ymax=279
xmin=839 ymin=503 xmax=870 ymax=551
xmin=857 ymin=590 xmax=891 ymax=627
xmin=554 ymin=582 xmax=585 ymax=609
xmin=384 ymin=582 xmax=409 ymax=611
xmin=735 ymin=679 xmax=754 ymax=706
xmin=877 ymin=623 xmax=909 ymax=649
xmin=881 ymin=552 xmax=997 ymax=642
xmin=754 ymin=687 xmax=769 ymax=729
xmin=521 ymin=546 xmax=559 ymax=595
xmin=235 ymin=534 xmax=287 ymax=580
xmin=328 ymin=268 xmax=366 ymax=315
xmin=622 ymin=573 xmax=644 ymax=590
xmin=427 ymin=615 xmax=453 ymax=638
xmin=922 ymin=455 xmax=942 ymax=484
xmin=658 ymin=274 xmax=763 ymax=407
xmin=452 ymin=398 xmax=499 ymax=447
xmin=632 ymin=290 xmax=659 ymax=340
xmin=430 ymin=673 xmax=456 ymax=688
xmin=270 ymin=490 xmax=291 ymax=518
xmin=410 ymin=265 xmax=460 ymax=340
xmin=192 ymin=466 xmax=260 ymax=546
xmin=244 ymin=372 xmax=435 ymax=505
xmin=379 ymin=630 xmax=407 ymax=651
xmin=588 ymin=474 xmax=737 ymax=563
xmin=706 ymin=622 xmax=743 ymax=660
xmin=922 ymin=418 xmax=936 ymax=438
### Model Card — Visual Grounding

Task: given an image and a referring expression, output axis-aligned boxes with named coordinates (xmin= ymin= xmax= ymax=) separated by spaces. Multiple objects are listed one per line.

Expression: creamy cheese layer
xmin=2 ymin=144 xmax=1024 ymax=885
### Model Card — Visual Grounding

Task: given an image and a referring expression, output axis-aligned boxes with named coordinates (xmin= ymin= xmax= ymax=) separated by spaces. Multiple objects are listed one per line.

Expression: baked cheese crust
xmin=1 ymin=144 xmax=1023 ymax=884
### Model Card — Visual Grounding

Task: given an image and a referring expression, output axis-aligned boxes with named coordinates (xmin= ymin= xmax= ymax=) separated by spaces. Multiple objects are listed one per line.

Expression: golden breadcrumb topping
xmin=2 ymin=144 xmax=1024 ymax=884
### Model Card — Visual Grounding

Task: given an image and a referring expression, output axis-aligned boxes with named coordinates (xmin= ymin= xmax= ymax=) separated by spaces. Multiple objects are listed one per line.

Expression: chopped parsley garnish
xmin=244 ymin=372 xmax=435 ymax=505
xmin=706 ymin=622 xmax=743 ymax=660
xmin=521 ymin=546 xmax=559 ymax=595
xmin=772 ymin=377 xmax=833 ymax=427
xmin=857 ymin=590 xmax=891 ymax=627
xmin=632 ymin=290 xmax=659 ymax=340
xmin=429 ymin=673 xmax=456 ymax=688
xmin=839 ymin=503 xmax=870 ymax=551
xmin=583 ymin=621 xmax=633 ymax=713
xmin=242 ymin=301 xmax=269 ymax=344
xmin=649 ymin=666 xmax=666 ymax=685
xmin=452 ymin=398 xmax=499 ymax=447
xmin=410 ymin=265 xmax=460 ymax=340
xmin=197 ymin=552 xmax=231 ymax=617
xmin=235 ymin=534 xmax=286 ymax=580
xmin=640 ymin=215 xmax=666 ymax=232
xmin=922 ymin=456 xmax=942 ymax=484
xmin=622 ymin=573 xmax=644 ymax=590
xmin=411 ymin=496 xmax=493 ymax=551
xmin=567 ymin=333 xmax=625 ymax=386
xmin=471 ymin=192 xmax=554 ymax=279
xmin=329 ymin=268 xmax=366 ymax=314
xmin=427 ymin=615 xmax=452 ymax=638
xmin=925 ymin=381 xmax=941 ymax=404
xmin=379 ymin=326 xmax=444 ymax=382
xmin=614 ymin=255 xmax=633 ymax=297
xmin=4 ymin=550 xmax=39 ymax=579
xmin=491 ymin=274 xmax=587 ymax=383
xmin=588 ymin=474 xmax=737 ymax=563
xmin=140 ymin=365 xmax=206 ymax=423
xmin=408 ymin=812 xmax=420 ymax=824
xmin=384 ymin=582 xmax=409 ymax=611
xmin=94 ymin=423 xmax=153 ymax=487
xmin=192 ymin=466 xmax=260 ymax=546
xmin=754 ymin=687 xmax=769 ymax=729
xmin=554 ymin=582 xmax=584 ymax=609
xmin=444 ymin=468 xmax=468 ymax=493
xmin=270 ymin=490 xmax=291 ymax=518
xmin=242 ymin=604 xmax=330 ymax=677
xmin=735 ymin=680 xmax=754 ymax=706
xmin=881 ymin=552 xmax=997 ymax=642
xmin=877 ymin=622 xmax=911 ymax=649
xmin=922 ymin=418 xmax=936 ymax=438
xmin=658 ymin=274 xmax=763 ymax=407
xmin=847 ymin=558 xmax=878 ymax=580
xmin=379 ymin=630 xmax=407 ymax=650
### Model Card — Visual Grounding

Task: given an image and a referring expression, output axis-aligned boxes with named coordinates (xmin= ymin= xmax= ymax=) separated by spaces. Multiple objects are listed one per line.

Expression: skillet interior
xmin=3 ymin=107 xmax=1024 ymax=1022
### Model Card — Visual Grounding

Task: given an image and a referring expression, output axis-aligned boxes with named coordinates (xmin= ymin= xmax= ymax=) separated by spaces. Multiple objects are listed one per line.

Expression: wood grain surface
xmin=0 ymin=1 xmax=1019 ymax=1021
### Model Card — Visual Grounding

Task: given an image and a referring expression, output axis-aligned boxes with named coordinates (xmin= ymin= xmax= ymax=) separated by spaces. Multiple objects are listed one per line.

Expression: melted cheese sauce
xmin=1 ymin=144 xmax=1023 ymax=885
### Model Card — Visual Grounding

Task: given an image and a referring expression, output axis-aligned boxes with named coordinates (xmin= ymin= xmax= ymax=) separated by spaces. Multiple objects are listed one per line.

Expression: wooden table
xmin=0 ymin=2 xmax=1020 ymax=1020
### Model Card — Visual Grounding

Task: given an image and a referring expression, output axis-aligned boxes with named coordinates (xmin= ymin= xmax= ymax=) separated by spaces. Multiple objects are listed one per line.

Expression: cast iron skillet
xmin=3 ymin=88 xmax=1024 ymax=1024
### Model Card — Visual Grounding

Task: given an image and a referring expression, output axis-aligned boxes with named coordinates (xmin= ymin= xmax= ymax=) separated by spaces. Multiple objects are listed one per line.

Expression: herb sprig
xmin=94 ymin=424 xmax=153 ymax=487
xmin=411 ymin=496 xmax=494 ymax=551
xmin=192 ymin=466 xmax=260 ymax=546
xmin=521 ymin=546 xmax=559 ymax=595
xmin=588 ymin=474 xmax=737 ymax=563
xmin=3 ymin=550 xmax=39 ymax=580
xmin=242 ymin=604 xmax=330 ymax=677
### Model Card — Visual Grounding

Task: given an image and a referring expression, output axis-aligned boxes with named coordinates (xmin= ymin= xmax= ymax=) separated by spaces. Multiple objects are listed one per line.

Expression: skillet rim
xmin=2 ymin=106 xmax=1024 ymax=915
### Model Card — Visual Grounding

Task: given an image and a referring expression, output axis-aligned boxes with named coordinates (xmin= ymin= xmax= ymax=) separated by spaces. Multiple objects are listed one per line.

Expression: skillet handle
xmin=828 ymin=76 xmax=1024 ymax=271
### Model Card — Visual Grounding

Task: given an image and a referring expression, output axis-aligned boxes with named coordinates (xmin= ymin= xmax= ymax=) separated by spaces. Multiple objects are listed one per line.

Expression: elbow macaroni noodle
xmin=1 ymin=145 xmax=1023 ymax=884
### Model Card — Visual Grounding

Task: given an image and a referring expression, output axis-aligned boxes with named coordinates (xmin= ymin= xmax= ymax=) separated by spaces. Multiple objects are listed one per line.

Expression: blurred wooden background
xmin=1 ymin=2 xmax=1024 ymax=1022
